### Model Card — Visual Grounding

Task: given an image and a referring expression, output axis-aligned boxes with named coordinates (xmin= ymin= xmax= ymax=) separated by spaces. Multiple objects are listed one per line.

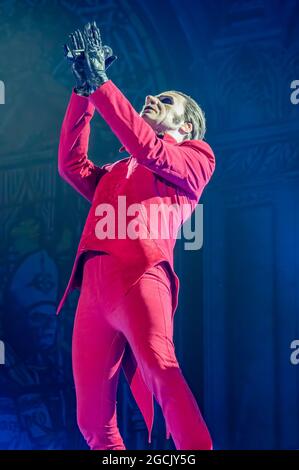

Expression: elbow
xmin=57 ymin=159 xmax=64 ymax=178
xmin=58 ymin=168 xmax=67 ymax=181
xmin=57 ymin=158 xmax=67 ymax=180
xmin=58 ymin=145 xmax=71 ymax=181
xmin=58 ymin=163 xmax=74 ymax=184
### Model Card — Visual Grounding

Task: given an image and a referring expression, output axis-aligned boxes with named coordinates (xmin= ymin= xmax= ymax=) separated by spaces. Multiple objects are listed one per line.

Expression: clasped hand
xmin=64 ymin=21 xmax=117 ymax=96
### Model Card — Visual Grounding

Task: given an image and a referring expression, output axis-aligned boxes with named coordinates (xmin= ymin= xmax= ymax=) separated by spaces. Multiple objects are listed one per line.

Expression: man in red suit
xmin=59 ymin=22 xmax=215 ymax=450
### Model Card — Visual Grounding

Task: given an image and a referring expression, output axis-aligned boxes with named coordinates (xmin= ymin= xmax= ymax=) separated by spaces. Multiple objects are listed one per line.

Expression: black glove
xmin=64 ymin=30 xmax=91 ymax=96
xmin=82 ymin=21 xmax=115 ymax=92
xmin=64 ymin=23 xmax=117 ymax=96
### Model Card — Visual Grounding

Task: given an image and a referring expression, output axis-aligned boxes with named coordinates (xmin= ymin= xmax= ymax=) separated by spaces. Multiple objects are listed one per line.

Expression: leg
xmin=114 ymin=263 xmax=212 ymax=450
xmin=72 ymin=256 xmax=127 ymax=450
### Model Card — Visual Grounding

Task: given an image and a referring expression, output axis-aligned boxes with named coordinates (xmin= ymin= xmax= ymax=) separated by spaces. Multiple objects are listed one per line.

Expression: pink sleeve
xmin=58 ymin=90 xmax=109 ymax=203
xmin=89 ymin=80 xmax=215 ymax=199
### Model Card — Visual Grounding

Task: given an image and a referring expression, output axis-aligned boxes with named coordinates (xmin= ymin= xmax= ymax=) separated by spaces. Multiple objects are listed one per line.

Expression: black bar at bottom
xmin=0 ymin=450 xmax=298 ymax=466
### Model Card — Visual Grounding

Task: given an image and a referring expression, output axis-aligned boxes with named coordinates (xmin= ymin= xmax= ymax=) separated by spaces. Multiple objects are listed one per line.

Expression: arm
xmin=89 ymin=80 xmax=215 ymax=199
xmin=58 ymin=90 xmax=109 ymax=202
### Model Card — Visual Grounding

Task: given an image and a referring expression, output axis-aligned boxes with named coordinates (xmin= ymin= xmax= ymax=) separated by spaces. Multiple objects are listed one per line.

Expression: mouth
xmin=143 ymin=105 xmax=157 ymax=113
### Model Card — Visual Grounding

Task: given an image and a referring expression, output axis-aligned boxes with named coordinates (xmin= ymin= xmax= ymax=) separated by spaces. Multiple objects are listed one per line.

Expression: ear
xmin=180 ymin=121 xmax=193 ymax=135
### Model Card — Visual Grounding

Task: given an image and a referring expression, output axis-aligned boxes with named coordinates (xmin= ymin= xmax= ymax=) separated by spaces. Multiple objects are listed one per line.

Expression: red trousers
xmin=72 ymin=252 xmax=212 ymax=450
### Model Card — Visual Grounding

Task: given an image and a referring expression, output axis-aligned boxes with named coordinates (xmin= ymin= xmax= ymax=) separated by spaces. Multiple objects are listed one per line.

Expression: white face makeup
xmin=140 ymin=92 xmax=186 ymax=135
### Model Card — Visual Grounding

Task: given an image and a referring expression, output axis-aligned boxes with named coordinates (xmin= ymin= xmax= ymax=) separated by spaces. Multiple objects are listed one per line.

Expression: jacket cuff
xmin=70 ymin=88 xmax=96 ymax=115
xmin=88 ymin=79 xmax=114 ymax=101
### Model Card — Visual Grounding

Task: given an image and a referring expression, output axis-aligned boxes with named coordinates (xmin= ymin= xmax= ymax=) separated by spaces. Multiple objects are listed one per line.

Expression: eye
xmin=159 ymin=97 xmax=173 ymax=104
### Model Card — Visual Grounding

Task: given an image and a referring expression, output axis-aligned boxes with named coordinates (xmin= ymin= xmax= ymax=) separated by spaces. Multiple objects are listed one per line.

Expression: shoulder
xmin=179 ymin=139 xmax=213 ymax=152
xmin=178 ymin=139 xmax=216 ymax=164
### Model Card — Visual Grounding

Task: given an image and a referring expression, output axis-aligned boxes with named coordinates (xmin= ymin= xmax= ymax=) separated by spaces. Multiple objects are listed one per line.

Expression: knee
xmin=141 ymin=350 xmax=181 ymax=381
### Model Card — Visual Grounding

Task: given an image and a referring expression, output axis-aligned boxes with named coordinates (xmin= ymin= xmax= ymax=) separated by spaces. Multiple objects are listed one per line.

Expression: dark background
xmin=0 ymin=0 xmax=298 ymax=450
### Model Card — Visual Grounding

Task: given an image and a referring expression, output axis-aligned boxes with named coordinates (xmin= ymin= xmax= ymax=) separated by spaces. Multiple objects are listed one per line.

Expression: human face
xmin=140 ymin=92 xmax=186 ymax=134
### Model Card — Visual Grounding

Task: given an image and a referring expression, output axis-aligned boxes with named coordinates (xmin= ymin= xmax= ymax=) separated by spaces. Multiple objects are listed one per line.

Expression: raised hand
xmin=63 ymin=29 xmax=91 ymax=96
xmin=64 ymin=21 xmax=117 ymax=96
xmin=82 ymin=21 xmax=117 ymax=90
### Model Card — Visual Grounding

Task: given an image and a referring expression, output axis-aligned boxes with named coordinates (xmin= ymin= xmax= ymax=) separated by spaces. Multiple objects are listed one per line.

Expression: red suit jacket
xmin=57 ymin=80 xmax=215 ymax=442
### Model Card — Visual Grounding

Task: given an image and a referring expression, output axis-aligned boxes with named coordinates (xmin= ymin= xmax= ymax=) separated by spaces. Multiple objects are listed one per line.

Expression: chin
xmin=141 ymin=114 xmax=156 ymax=129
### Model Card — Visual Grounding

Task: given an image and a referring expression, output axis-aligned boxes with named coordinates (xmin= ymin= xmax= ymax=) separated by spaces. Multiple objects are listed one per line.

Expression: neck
xmin=157 ymin=128 xmax=186 ymax=143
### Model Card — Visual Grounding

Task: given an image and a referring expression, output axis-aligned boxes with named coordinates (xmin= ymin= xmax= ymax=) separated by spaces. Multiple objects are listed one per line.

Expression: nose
xmin=145 ymin=95 xmax=158 ymax=106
